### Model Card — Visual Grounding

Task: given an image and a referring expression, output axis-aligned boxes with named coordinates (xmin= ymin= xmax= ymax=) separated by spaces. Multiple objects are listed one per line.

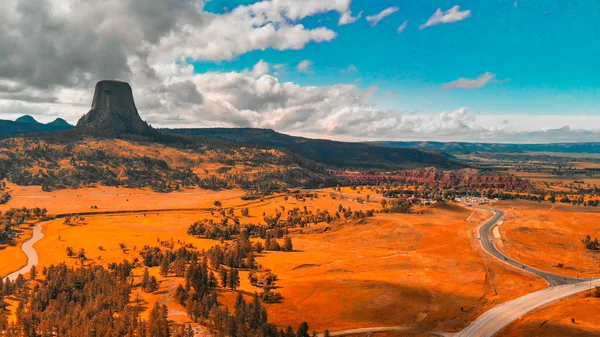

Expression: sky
xmin=0 ymin=0 xmax=599 ymax=143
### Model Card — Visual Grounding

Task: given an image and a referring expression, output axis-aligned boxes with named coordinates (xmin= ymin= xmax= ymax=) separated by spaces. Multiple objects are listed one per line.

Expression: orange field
xmin=0 ymin=186 xmax=550 ymax=333
xmin=495 ymin=200 xmax=600 ymax=278
xmin=498 ymin=291 xmax=600 ymax=337
xmin=0 ymin=224 xmax=32 ymax=277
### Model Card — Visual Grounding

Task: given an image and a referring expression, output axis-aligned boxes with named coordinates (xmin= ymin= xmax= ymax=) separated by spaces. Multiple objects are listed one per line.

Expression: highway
xmin=476 ymin=208 xmax=590 ymax=286
xmin=454 ymin=208 xmax=600 ymax=337
xmin=455 ymin=280 xmax=600 ymax=337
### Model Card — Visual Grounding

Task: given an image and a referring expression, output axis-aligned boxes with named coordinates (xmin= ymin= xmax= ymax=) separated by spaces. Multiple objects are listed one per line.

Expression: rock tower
xmin=76 ymin=80 xmax=150 ymax=135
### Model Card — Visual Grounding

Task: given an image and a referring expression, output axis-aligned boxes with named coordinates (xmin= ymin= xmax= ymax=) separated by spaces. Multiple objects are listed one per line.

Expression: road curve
xmin=454 ymin=208 xmax=600 ymax=337
xmin=455 ymin=279 xmax=600 ymax=337
xmin=476 ymin=208 xmax=590 ymax=286
xmin=315 ymin=327 xmax=452 ymax=337
xmin=3 ymin=204 xmax=598 ymax=337
xmin=3 ymin=222 xmax=45 ymax=282
xmin=1 ymin=198 xmax=277 ymax=281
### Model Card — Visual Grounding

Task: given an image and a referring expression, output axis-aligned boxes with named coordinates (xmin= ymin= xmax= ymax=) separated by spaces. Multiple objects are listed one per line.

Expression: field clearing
xmin=239 ymin=204 xmax=544 ymax=332
xmin=0 ymin=224 xmax=32 ymax=277
xmin=497 ymin=291 xmax=600 ymax=337
xmin=570 ymin=161 xmax=600 ymax=169
xmin=0 ymin=184 xmax=249 ymax=214
xmin=509 ymin=171 xmax=600 ymax=186
xmin=0 ymin=187 xmax=547 ymax=333
xmin=495 ymin=200 xmax=600 ymax=278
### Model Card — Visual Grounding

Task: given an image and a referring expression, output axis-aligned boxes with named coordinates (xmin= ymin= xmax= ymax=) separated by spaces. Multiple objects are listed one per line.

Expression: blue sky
xmin=2 ymin=0 xmax=600 ymax=142
xmin=197 ymin=0 xmax=600 ymax=117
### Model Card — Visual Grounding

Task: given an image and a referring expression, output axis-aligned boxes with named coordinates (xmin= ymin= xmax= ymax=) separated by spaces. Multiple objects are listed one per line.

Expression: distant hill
xmin=163 ymin=128 xmax=460 ymax=169
xmin=374 ymin=141 xmax=600 ymax=154
xmin=15 ymin=115 xmax=39 ymax=124
xmin=0 ymin=116 xmax=74 ymax=138
xmin=47 ymin=118 xmax=72 ymax=128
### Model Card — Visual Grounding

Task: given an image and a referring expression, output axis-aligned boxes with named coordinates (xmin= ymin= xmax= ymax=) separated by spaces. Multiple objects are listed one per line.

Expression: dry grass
xmin=0 ymin=187 xmax=547 ymax=332
xmin=498 ymin=291 xmax=600 ymax=337
xmin=495 ymin=200 xmax=600 ymax=277
xmin=0 ymin=224 xmax=31 ymax=277
xmin=0 ymin=184 xmax=248 ymax=214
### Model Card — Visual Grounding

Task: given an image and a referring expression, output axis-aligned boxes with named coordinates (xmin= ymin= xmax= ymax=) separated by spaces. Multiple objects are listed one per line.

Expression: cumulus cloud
xmin=297 ymin=60 xmax=313 ymax=73
xmin=419 ymin=5 xmax=471 ymax=30
xmin=366 ymin=7 xmax=399 ymax=27
xmin=397 ymin=20 xmax=408 ymax=33
xmin=442 ymin=72 xmax=503 ymax=89
xmin=0 ymin=0 xmax=349 ymax=97
xmin=4 ymin=57 xmax=600 ymax=143
xmin=339 ymin=10 xmax=363 ymax=25
xmin=2 ymin=0 xmax=599 ymax=144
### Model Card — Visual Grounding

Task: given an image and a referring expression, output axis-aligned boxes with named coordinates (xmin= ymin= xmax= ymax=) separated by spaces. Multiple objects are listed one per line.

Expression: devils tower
xmin=76 ymin=80 xmax=151 ymax=135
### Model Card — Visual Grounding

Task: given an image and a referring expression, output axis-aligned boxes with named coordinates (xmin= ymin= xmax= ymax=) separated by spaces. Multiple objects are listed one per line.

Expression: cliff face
xmin=76 ymin=80 xmax=150 ymax=135
xmin=332 ymin=169 xmax=530 ymax=189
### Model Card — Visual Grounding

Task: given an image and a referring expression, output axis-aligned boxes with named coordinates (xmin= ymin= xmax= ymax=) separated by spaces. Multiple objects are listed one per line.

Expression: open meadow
xmin=498 ymin=291 xmax=600 ymax=337
xmin=495 ymin=200 xmax=600 ymax=278
xmin=0 ymin=186 xmax=548 ymax=334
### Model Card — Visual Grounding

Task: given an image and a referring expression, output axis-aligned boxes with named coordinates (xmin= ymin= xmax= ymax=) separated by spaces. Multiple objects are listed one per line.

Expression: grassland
xmin=0 ymin=185 xmax=548 ymax=333
xmin=497 ymin=291 xmax=600 ymax=337
xmin=495 ymin=200 xmax=600 ymax=278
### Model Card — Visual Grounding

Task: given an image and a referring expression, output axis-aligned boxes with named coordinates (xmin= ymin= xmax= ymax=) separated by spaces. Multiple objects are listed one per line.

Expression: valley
xmin=0 ymin=81 xmax=599 ymax=337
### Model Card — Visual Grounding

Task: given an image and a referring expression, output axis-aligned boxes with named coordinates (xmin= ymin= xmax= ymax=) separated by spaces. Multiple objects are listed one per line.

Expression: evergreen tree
xmin=284 ymin=236 xmax=293 ymax=252
xmin=141 ymin=268 xmax=150 ymax=289
xmin=228 ymin=268 xmax=240 ymax=290
xmin=297 ymin=322 xmax=310 ymax=337
xmin=160 ymin=257 xmax=170 ymax=277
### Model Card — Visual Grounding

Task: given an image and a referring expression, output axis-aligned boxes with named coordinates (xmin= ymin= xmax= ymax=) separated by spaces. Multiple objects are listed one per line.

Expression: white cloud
xmin=1 ymin=1 xmax=599 ymax=144
xmin=339 ymin=10 xmax=363 ymax=25
xmin=397 ymin=20 xmax=408 ymax=33
xmin=251 ymin=60 xmax=270 ymax=77
xmin=4 ymin=58 xmax=600 ymax=143
xmin=366 ymin=7 xmax=399 ymax=27
xmin=442 ymin=72 xmax=503 ymax=89
xmin=297 ymin=60 xmax=313 ymax=73
xmin=0 ymin=0 xmax=349 ymax=92
xmin=419 ymin=5 xmax=471 ymax=30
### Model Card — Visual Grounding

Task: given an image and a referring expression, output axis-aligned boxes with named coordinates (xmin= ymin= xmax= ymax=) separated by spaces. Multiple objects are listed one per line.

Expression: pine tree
xmin=228 ymin=268 xmax=240 ymax=290
xmin=297 ymin=322 xmax=310 ymax=337
xmin=148 ymin=276 xmax=159 ymax=292
xmin=284 ymin=236 xmax=293 ymax=252
xmin=141 ymin=268 xmax=150 ymax=290
xmin=160 ymin=257 xmax=170 ymax=277
xmin=29 ymin=265 xmax=37 ymax=280
xmin=219 ymin=267 xmax=228 ymax=288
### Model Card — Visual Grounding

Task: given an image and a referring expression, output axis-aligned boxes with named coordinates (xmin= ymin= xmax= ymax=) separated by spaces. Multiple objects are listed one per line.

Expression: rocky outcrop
xmin=331 ymin=169 xmax=531 ymax=190
xmin=76 ymin=80 xmax=151 ymax=135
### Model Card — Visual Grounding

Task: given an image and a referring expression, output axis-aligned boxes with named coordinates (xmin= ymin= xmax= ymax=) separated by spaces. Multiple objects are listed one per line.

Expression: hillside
xmin=375 ymin=141 xmax=600 ymax=154
xmin=0 ymin=136 xmax=338 ymax=192
xmin=0 ymin=116 xmax=73 ymax=138
xmin=164 ymin=128 xmax=460 ymax=169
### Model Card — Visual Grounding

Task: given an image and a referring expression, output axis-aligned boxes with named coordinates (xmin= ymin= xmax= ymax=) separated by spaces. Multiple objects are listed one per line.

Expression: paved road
xmin=3 ymin=222 xmax=45 ymax=282
xmin=455 ymin=278 xmax=600 ymax=337
xmin=477 ymin=208 xmax=590 ymax=286
xmin=454 ymin=208 xmax=600 ymax=337
xmin=315 ymin=327 xmax=452 ymax=337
